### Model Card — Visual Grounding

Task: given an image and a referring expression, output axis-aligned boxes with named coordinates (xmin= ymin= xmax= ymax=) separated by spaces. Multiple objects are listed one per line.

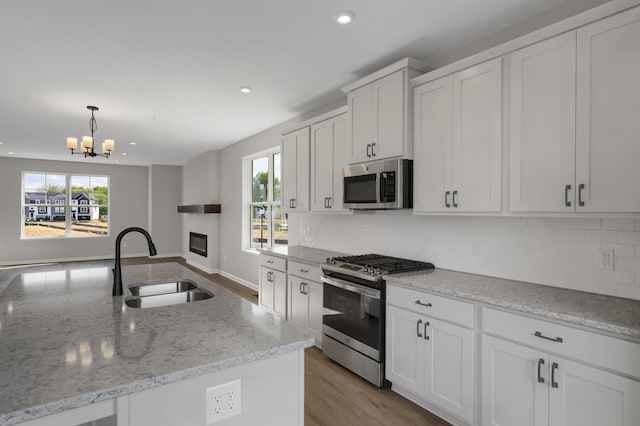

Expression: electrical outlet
xmin=205 ymin=379 xmax=242 ymax=424
xmin=599 ymin=248 xmax=614 ymax=271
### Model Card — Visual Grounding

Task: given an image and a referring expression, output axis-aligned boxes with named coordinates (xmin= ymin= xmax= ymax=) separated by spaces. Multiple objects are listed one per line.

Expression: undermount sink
xmin=128 ymin=279 xmax=198 ymax=296
xmin=124 ymin=278 xmax=214 ymax=308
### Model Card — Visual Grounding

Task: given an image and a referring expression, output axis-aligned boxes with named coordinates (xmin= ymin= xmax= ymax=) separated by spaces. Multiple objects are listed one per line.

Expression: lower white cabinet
xmin=258 ymin=255 xmax=287 ymax=318
xmin=482 ymin=334 xmax=640 ymax=426
xmin=386 ymin=290 xmax=474 ymax=424
xmin=287 ymin=260 xmax=323 ymax=346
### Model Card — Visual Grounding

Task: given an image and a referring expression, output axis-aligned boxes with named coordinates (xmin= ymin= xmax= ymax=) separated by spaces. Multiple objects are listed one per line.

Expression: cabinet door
xmin=272 ymin=269 xmax=287 ymax=318
xmin=510 ymin=32 xmax=576 ymax=212
xmin=288 ymin=276 xmax=307 ymax=329
xmin=385 ymin=306 xmax=425 ymax=396
xmin=330 ymin=114 xmax=348 ymax=212
xmin=348 ymin=84 xmax=374 ymax=163
xmin=311 ymin=120 xmax=334 ymax=212
xmin=307 ymin=280 xmax=323 ymax=345
xmin=482 ymin=335 xmax=549 ymax=426
xmin=424 ymin=317 xmax=474 ymax=423
xmin=576 ymin=8 xmax=640 ymax=212
xmin=374 ymin=70 xmax=405 ymax=160
xmin=452 ymin=58 xmax=502 ymax=212
xmin=413 ymin=75 xmax=453 ymax=213
xmin=259 ymin=266 xmax=274 ymax=311
xmin=282 ymin=127 xmax=310 ymax=212
xmin=548 ymin=356 xmax=640 ymax=426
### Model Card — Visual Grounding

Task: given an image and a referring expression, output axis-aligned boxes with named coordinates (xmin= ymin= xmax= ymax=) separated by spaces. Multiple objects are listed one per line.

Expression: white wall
xmin=149 ymin=165 xmax=182 ymax=257
xmin=181 ymin=150 xmax=221 ymax=273
xmin=290 ymin=213 xmax=640 ymax=301
xmin=0 ymin=157 xmax=155 ymax=264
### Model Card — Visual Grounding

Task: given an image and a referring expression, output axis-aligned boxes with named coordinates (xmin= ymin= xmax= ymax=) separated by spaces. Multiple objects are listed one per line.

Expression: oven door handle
xmin=321 ymin=276 xmax=381 ymax=300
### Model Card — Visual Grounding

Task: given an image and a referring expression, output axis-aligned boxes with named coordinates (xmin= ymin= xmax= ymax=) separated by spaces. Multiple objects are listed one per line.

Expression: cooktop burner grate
xmin=332 ymin=254 xmax=434 ymax=274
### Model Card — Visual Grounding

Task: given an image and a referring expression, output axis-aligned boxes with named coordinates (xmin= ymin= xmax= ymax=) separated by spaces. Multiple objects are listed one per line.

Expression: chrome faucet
xmin=113 ymin=227 xmax=157 ymax=296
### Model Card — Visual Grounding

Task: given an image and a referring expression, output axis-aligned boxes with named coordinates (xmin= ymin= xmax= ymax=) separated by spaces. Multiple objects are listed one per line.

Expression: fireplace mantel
xmin=177 ymin=204 xmax=221 ymax=214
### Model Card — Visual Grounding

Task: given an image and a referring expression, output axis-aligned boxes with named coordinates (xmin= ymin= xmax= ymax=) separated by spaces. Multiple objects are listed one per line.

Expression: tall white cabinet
xmin=413 ymin=58 xmax=502 ymax=213
xmin=510 ymin=6 xmax=640 ymax=212
xmin=281 ymin=127 xmax=310 ymax=212
xmin=310 ymin=112 xmax=349 ymax=213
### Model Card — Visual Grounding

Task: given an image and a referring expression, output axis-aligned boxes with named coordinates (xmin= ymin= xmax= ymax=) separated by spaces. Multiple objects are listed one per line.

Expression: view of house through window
xmin=22 ymin=172 xmax=109 ymax=238
xmin=249 ymin=150 xmax=287 ymax=248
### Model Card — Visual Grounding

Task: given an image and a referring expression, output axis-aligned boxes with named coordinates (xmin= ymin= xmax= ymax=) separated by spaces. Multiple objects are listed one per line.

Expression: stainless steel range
xmin=321 ymin=254 xmax=434 ymax=387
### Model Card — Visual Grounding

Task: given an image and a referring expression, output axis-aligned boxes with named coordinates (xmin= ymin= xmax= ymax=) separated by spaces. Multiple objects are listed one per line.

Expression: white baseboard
xmin=219 ymin=270 xmax=258 ymax=291
xmin=185 ymin=259 xmax=219 ymax=275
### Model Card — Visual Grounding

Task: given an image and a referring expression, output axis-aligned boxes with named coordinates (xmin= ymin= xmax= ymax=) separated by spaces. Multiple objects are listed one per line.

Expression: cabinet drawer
xmin=260 ymin=254 xmax=286 ymax=272
xmin=483 ymin=308 xmax=640 ymax=379
xmin=387 ymin=284 xmax=474 ymax=328
xmin=288 ymin=260 xmax=321 ymax=280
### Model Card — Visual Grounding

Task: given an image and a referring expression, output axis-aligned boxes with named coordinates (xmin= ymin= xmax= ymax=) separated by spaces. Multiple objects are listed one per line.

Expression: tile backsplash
xmin=292 ymin=213 xmax=640 ymax=301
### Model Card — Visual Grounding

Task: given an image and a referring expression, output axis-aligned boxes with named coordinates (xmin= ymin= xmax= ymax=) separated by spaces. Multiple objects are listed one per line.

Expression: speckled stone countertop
xmin=386 ymin=268 xmax=640 ymax=340
xmin=0 ymin=261 xmax=313 ymax=426
xmin=258 ymin=245 xmax=346 ymax=266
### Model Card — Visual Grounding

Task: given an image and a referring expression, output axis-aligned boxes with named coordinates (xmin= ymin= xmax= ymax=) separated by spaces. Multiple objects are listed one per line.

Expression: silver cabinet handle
xmin=452 ymin=190 xmax=459 ymax=208
xmin=415 ymin=300 xmax=432 ymax=307
xmin=564 ymin=185 xmax=572 ymax=207
xmin=291 ymin=198 xmax=296 ymax=208
xmin=445 ymin=191 xmax=451 ymax=208
xmin=551 ymin=362 xmax=559 ymax=388
xmin=327 ymin=197 xmax=332 ymax=208
xmin=578 ymin=184 xmax=585 ymax=207
xmin=266 ymin=259 xmax=274 ymax=264
xmin=537 ymin=358 xmax=545 ymax=383
xmin=302 ymin=282 xmax=308 ymax=295
xmin=424 ymin=321 xmax=430 ymax=340
xmin=534 ymin=331 xmax=563 ymax=343
xmin=299 ymin=282 xmax=308 ymax=294
xmin=366 ymin=144 xmax=372 ymax=157
xmin=416 ymin=319 xmax=423 ymax=338
xmin=299 ymin=268 xmax=308 ymax=273
xmin=371 ymin=142 xmax=376 ymax=157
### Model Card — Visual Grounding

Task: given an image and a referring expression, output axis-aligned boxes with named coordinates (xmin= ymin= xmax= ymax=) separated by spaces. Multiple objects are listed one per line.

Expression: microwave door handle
xmin=378 ymin=173 xmax=385 ymax=203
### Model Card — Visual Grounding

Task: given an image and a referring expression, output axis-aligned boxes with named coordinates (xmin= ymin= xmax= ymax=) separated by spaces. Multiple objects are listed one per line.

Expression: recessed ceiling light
xmin=129 ymin=142 xmax=136 ymax=146
xmin=7 ymin=151 xmax=14 ymax=155
xmin=336 ymin=11 xmax=355 ymax=24
xmin=121 ymin=152 xmax=128 ymax=156
xmin=239 ymin=86 xmax=252 ymax=94
xmin=0 ymin=141 xmax=3 ymax=145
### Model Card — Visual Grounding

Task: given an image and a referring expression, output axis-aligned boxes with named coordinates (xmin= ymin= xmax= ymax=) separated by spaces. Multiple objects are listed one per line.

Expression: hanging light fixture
xmin=67 ymin=106 xmax=115 ymax=158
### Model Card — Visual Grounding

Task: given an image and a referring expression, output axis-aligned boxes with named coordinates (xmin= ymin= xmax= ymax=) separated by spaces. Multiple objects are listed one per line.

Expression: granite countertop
xmin=386 ymin=268 xmax=640 ymax=340
xmin=0 ymin=261 xmax=313 ymax=426
xmin=257 ymin=245 xmax=346 ymax=266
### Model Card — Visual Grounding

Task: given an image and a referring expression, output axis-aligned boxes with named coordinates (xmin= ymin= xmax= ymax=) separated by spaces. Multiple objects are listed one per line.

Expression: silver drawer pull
xmin=266 ymin=260 xmax=274 ymax=264
xmin=415 ymin=300 xmax=432 ymax=307
xmin=534 ymin=331 xmax=563 ymax=343
xmin=300 ymin=269 xmax=308 ymax=273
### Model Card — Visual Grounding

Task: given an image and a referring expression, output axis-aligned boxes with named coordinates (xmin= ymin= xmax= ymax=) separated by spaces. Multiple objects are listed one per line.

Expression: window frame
xmin=21 ymin=172 xmax=110 ymax=239
xmin=243 ymin=147 xmax=286 ymax=250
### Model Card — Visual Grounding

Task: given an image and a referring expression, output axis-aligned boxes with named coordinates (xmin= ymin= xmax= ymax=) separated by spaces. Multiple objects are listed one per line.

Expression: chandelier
xmin=66 ymin=106 xmax=114 ymax=158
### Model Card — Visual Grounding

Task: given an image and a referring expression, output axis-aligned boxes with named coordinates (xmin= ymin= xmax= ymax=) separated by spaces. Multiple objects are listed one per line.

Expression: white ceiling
xmin=0 ymin=0 xmax=582 ymax=166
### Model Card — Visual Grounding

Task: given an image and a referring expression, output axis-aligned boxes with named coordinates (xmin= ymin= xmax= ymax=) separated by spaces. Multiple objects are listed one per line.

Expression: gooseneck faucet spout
xmin=113 ymin=227 xmax=157 ymax=296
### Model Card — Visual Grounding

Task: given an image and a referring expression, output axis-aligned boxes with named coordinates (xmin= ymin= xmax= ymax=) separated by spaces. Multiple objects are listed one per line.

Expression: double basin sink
xmin=124 ymin=278 xmax=213 ymax=308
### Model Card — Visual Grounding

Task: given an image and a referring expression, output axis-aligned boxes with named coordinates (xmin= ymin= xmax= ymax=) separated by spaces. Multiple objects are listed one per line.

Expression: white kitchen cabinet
xmin=575 ymin=7 xmax=640 ymax=212
xmin=259 ymin=255 xmax=287 ymax=318
xmin=386 ymin=285 xmax=474 ymax=424
xmin=509 ymin=32 xmax=577 ymax=212
xmin=281 ymin=127 xmax=310 ymax=212
xmin=414 ymin=57 xmax=502 ymax=213
xmin=482 ymin=308 xmax=640 ymax=426
xmin=287 ymin=261 xmax=323 ymax=346
xmin=311 ymin=112 xmax=349 ymax=212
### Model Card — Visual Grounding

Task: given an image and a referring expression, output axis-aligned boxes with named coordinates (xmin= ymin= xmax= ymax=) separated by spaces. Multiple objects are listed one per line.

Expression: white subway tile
xmin=618 ymin=284 xmax=640 ymax=301
xmin=618 ymin=231 xmax=640 ymax=245
xmin=570 ymin=218 xmax=601 ymax=230
xmin=636 ymin=219 xmax=640 ymax=231
xmin=544 ymin=240 xmax=572 ymax=251
xmin=523 ymin=217 xmax=548 ymax=228
xmin=601 ymin=218 xmax=635 ymax=231
xmin=584 ymin=280 xmax=619 ymax=297
xmin=558 ymin=229 xmax=585 ymax=241
xmin=600 ymin=243 xmax=636 ymax=259
xmin=600 ymin=269 xmax=636 ymax=285
xmin=615 ymin=257 xmax=640 ymax=272
xmin=585 ymin=230 xmax=617 ymax=243
xmin=571 ymin=241 xmax=600 ymax=255
xmin=544 ymin=218 xmax=573 ymax=228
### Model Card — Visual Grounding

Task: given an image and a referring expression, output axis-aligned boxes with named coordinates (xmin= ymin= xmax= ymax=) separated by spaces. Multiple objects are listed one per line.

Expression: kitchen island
xmin=0 ymin=261 xmax=313 ymax=426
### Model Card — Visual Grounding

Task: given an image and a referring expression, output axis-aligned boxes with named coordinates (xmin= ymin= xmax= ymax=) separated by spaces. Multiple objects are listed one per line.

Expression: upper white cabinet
xmin=281 ymin=127 xmax=310 ymax=212
xmin=511 ymin=6 xmax=640 ymax=213
xmin=310 ymin=112 xmax=349 ymax=213
xmin=414 ymin=58 xmax=502 ymax=213
xmin=575 ymin=7 xmax=640 ymax=212
xmin=509 ymin=32 xmax=577 ymax=212
xmin=343 ymin=58 xmax=430 ymax=164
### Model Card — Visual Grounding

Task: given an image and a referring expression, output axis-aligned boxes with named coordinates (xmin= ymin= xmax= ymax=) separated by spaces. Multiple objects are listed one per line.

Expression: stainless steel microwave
xmin=343 ymin=159 xmax=413 ymax=209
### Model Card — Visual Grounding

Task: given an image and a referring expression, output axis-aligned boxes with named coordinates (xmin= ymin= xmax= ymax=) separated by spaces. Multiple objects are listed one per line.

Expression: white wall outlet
xmin=599 ymin=248 xmax=614 ymax=271
xmin=205 ymin=379 xmax=242 ymax=424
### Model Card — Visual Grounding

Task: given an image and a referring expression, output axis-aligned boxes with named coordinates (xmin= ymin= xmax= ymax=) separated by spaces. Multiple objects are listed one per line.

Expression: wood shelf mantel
xmin=177 ymin=204 xmax=221 ymax=214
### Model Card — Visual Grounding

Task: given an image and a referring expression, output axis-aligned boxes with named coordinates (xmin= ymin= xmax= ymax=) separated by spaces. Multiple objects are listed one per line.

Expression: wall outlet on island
xmin=599 ymin=248 xmax=614 ymax=271
xmin=206 ymin=379 xmax=242 ymax=424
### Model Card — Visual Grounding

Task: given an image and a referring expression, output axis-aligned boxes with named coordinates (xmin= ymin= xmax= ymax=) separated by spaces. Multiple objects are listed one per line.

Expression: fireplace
xmin=189 ymin=232 xmax=207 ymax=257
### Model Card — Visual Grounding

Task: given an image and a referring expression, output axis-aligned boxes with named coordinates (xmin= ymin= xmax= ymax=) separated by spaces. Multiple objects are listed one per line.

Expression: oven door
xmin=321 ymin=275 xmax=383 ymax=361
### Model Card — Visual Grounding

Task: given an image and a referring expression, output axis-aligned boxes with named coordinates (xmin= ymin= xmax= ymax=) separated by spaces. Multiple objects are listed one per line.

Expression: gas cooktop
xmin=322 ymin=253 xmax=434 ymax=281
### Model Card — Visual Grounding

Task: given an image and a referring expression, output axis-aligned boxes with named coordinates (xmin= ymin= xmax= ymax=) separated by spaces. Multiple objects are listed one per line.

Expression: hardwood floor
xmin=122 ymin=257 xmax=450 ymax=425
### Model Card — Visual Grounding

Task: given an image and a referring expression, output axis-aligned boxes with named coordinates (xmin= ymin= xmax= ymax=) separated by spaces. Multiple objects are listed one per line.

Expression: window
xmin=22 ymin=173 xmax=109 ymax=238
xmin=245 ymin=148 xmax=287 ymax=249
